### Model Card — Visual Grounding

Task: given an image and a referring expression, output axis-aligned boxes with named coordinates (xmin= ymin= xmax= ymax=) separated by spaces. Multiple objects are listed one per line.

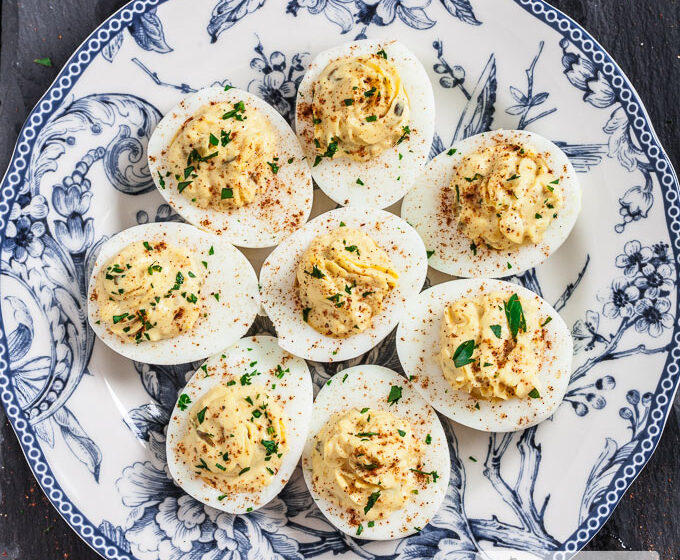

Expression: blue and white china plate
xmin=1 ymin=1 xmax=678 ymax=558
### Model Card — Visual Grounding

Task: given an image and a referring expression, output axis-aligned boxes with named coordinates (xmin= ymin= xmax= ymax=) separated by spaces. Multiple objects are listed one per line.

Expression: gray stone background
xmin=0 ymin=0 xmax=678 ymax=558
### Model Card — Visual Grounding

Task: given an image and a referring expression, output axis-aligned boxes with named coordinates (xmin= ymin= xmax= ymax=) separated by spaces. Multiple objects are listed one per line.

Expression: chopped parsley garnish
xmin=396 ymin=125 xmax=411 ymax=145
xmin=387 ymin=385 xmax=402 ymax=406
xmin=177 ymin=180 xmax=192 ymax=193
xmin=362 ymin=291 xmax=374 ymax=297
xmin=342 ymin=373 xmax=349 ymax=383
xmin=220 ymin=129 xmax=233 ymax=146
xmin=275 ymin=364 xmax=289 ymax=379
xmin=34 ymin=57 xmax=52 ymax=67
xmin=143 ymin=241 xmax=152 ymax=251
xmin=306 ymin=264 xmax=325 ymax=279
xmin=356 ymin=178 xmax=364 ymax=185
xmin=507 ymin=174 xmax=520 ymax=181
xmin=447 ymin=148 xmax=457 ymax=156
xmin=313 ymin=137 xmax=339 ymax=167
xmin=364 ymin=87 xmax=377 ymax=97
xmin=240 ymin=373 xmax=253 ymax=386
xmin=218 ymin=494 xmax=227 ymax=501
xmin=112 ymin=313 xmax=129 ymax=324
xmin=209 ymin=132 xmax=219 ymax=147
xmin=344 ymin=98 xmax=354 ymax=106
xmin=541 ymin=316 xmax=553 ymax=327
xmin=238 ymin=467 xmax=251 ymax=475
xmin=313 ymin=118 xmax=322 ymax=124
xmin=409 ymin=469 xmax=439 ymax=483
xmin=196 ymin=406 xmax=208 ymax=423
xmin=267 ymin=161 xmax=280 ymax=174
xmin=550 ymin=178 xmax=560 ymax=184
xmin=356 ymin=432 xmax=379 ymax=438
xmin=261 ymin=439 xmax=279 ymax=456
xmin=157 ymin=171 xmax=166 ymax=189
xmin=177 ymin=394 xmax=192 ymax=411
xmin=215 ymin=463 xmax=226 ymax=471
xmin=377 ymin=49 xmax=387 ymax=59
xmin=356 ymin=524 xmax=364 ymax=536
xmin=368 ymin=521 xmax=375 ymax=528
xmin=464 ymin=173 xmax=483 ymax=182
xmin=528 ymin=388 xmax=541 ymax=398
xmin=507 ymin=262 xmax=513 ymax=269
xmin=221 ymin=187 xmax=234 ymax=199
xmin=490 ymin=324 xmax=502 ymax=339
xmin=474 ymin=402 xmax=481 ymax=410
xmin=222 ymin=101 xmax=246 ymax=120
xmin=344 ymin=245 xmax=360 ymax=255
xmin=213 ymin=293 xmax=220 ymax=301
xmin=224 ymin=84 xmax=233 ymax=91
xmin=327 ymin=293 xmax=343 ymax=307
xmin=360 ymin=408 xmax=369 ymax=414
xmin=398 ymin=429 xmax=406 ymax=437
xmin=425 ymin=434 xmax=432 ymax=445
xmin=302 ymin=307 xmax=311 ymax=322
xmin=195 ymin=458 xmax=210 ymax=471
xmin=426 ymin=250 xmax=435 ymax=259
xmin=453 ymin=340 xmax=476 ymax=368
xmin=364 ymin=491 xmax=381 ymax=514
xmin=365 ymin=115 xmax=378 ymax=122
xmin=186 ymin=293 xmax=198 ymax=304
xmin=535 ymin=213 xmax=542 ymax=219
xmin=504 ymin=294 xmax=526 ymax=340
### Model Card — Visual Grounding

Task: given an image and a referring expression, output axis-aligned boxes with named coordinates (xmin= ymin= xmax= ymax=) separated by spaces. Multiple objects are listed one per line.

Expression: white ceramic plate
xmin=0 ymin=1 xmax=678 ymax=559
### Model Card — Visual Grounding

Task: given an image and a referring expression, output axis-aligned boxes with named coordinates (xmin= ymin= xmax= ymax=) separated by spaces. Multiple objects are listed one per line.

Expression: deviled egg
xmin=148 ymin=86 xmax=313 ymax=248
xmin=165 ymin=336 xmax=312 ymax=513
xmin=396 ymin=279 xmax=573 ymax=432
xmin=302 ymin=365 xmax=449 ymax=539
xmin=87 ymin=222 xmax=259 ymax=364
xmin=402 ymin=129 xmax=581 ymax=277
xmin=296 ymin=39 xmax=435 ymax=208
xmin=259 ymin=207 xmax=427 ymax=362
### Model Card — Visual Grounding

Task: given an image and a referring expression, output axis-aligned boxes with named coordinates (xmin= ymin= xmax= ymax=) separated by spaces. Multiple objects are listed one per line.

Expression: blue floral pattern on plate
xmin=0 ymin=1 xmax=678 ymax=559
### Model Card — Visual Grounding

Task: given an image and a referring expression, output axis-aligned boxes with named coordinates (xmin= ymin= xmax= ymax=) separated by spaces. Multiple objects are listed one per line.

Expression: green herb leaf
xmin=490 ymin=324 xmax=502 ymax=339
xmin=302 ymin=307 xmax=311 ymax=322
xmin=221 ymin=187 xmax=234 ymax=199
xmin=177 ymin=394 xmax=192 ymax=411
xmin=447 ymin=148 xmax=457 ymax=156
xmin=34 ymin=57 xmax=52 ymax=67
xmin=426 ymin=250 xmax=435 ymax=258
xmin=377 ymin=49 xmax=387 ymax=59
xmin=541 ymin=316 xmax=553 ymax=327
xmin=387 ymin=385 xmax=402 ymax=406
xmin=364 ymin=491 xmax=381 ymax=514
xmin=453 ymin=340 xmax=476 ymax=368
xmin=503 ymin=294 xmax=526 ymax=340
xmin=197 ymin=406 xmax=208 ymax=423
xmin=344 ymin=98 xmax=354 ymax=106
xmin=528 ymin=388 xmax=541 ymax=398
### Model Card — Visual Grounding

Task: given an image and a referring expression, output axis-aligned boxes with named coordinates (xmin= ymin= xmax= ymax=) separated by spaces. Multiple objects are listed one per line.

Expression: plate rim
xmin=0 ymin=0 xmax=678 ymax=558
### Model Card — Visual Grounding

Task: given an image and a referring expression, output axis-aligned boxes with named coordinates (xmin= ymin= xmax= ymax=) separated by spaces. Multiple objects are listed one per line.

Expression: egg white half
xmin=165 ymin=336 xmax=313 ymax=513
xmin=259 ymin=207 xmax=427 ymax=362
xmin=401 ymin=129 xmax=582 ymax=278
xmin=301 ymin=365 xmax=450 ymax=540
xmin=295 ymin=39 xmax=435 ymax=209
xmin=87 ymin=222 xmax=259 ymax=365
xmin=148 ymin=86 xmax=313 ymax=248
xmin=396 ymin=278 xmax=573 ymax=432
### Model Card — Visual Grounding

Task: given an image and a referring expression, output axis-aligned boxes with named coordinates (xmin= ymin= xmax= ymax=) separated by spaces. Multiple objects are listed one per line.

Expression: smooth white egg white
xmin=259 ymin=207 xmax=427 ymax=362
xmin=301 ymin=365 xmax=450 ymax=540
xmin=396 ymin=278 xmax=573 ymax=432
xmin=165 ymin=336 xmax=313 ymax=513
xmin=87 ymin=222 xmax=259 ymax=365
xmin=401 ymin=129 xmax=582 ymax=278
xmin=148 ymin=86 xmax=313 ymax=248
xmin=295 ymin=39 xmax=435 ymax=209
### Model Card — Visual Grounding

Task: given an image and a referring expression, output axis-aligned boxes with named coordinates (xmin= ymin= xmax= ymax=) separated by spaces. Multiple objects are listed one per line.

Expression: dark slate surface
xmin=0 ymin=0 xmax=678 ymax=558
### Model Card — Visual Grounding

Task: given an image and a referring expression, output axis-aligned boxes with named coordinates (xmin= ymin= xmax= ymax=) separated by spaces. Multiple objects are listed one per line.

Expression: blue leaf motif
xmin=128 ymin=9 xmax=172 ymax=54
xmin=53 ymin=406 xmax=102 ymax=482
xmin=603 ymin=106 xmax=646 ymax=172
xmin=396 ymin=4 xmax=436 ymax=30
xmin=208 ymin=0 xmax=267 ymax=43
xmin=101 ymin=32 xmax=124 ymax=62
xmin=440 ymin=0 xmax=481 ymax=25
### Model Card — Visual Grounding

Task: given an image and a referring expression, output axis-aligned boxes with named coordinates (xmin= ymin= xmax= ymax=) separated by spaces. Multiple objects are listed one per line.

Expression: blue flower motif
xmin=617 ymin=184 xmax=653 ymax=231
xmin=634 ymin=297 xmax=673 ymax=337
xmin=559 ymin=38 xmax=615 ymax=108
xmin=600 ymin=277 xmax=640 ymax=319
xmin=53 ymin=214 xmax=95 ymax=255
xmin=247 ymin=41 xmax=309 ymax=123
xmin=357 ymin=0 xmax=435 ymax=30
xmin=614 ymin=240 xmax=653 ymax=276
xmin=287 ymin=0 xmax=355 ymax=33
xmin=2 ymin=197 xmax=49 ymax=263
xmin=634 ymin=263 xmax=674 ymax=299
